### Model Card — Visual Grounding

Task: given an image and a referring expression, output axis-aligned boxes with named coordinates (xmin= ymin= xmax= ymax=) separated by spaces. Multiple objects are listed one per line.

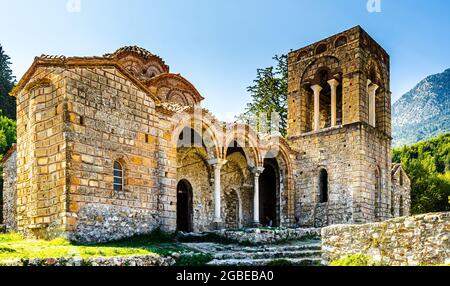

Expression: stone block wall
xmin=64 ymin=67 xmax=162 ymax=241
xmin=15 ymin=67 xmax=68 ymax=238
xmin=288 ymin=26 xmax=393 ymax=226
xmin=2 ymin=151 xmax=17 ymax=231
xmin=322 ymin=212 xmax=450 ymax=266
xmin=292 ymin=125 xmax=359 ymax=227
xmin=391 ymin=164 xmax=411 ymax=217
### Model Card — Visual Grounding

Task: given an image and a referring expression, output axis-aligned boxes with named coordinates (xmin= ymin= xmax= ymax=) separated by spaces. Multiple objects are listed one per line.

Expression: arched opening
xmin=113 ymin=160 xmax=124 ymax=192
xmin=176 ymin=179 xmax=193 ymax=232
xmin=374 ymin=167 xmax=382 ymax=220
xmin=335 ymin=36 xmax=348 ymax=48
xmin=391 ymin=191 xmax=396 ymax=217
xmin=319 ymin=169 xmax=328 ymax=203
xmin=399 ymin=195 xmax=404 ymax=217
xmin=224 ymin=189 xmax=240 ymax=229
xmin=259 ymin=158 xmax=280 ymax=227
xmin=315 ymin=43 xmax=327 ymax=55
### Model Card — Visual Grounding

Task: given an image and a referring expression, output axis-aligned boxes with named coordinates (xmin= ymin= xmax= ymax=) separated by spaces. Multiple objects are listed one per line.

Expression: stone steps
xmin=183 ymin=240 xmax=324 ymax=266
xmin=214 ymin=250 xmax=322 ymax=260
xmin=207 ymin=257 xmax=323 ymax=267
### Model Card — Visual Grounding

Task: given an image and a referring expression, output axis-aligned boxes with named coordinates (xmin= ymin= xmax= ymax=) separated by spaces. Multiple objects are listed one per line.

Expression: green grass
xmin=0 ymin=231 xmax=195 ymax=262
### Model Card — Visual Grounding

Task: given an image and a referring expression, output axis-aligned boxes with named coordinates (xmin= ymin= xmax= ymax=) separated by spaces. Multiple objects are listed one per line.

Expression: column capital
xmin=251 ymin=166 xmax=265 ymax=176
xmin=310 ymin=84 xmax=323 ymax=93
xmin=367 ymin=79 xmax=372 ymax=87
xmin=368 ymin=83 xmax=380 ymax=94
xmin=327 ymin=78 xmax=340 ymax=88
xmin=208 ymin=158 xmax=228 ymax=168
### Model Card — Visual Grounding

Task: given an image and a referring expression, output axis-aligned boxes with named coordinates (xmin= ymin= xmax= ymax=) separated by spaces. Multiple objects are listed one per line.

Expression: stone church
xmin=1 ymin=26 xmax=411 ymax=243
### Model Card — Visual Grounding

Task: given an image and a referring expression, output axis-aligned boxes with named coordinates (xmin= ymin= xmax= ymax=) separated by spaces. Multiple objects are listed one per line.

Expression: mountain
xmin=392 ymin=68 xmax=450 ymax=148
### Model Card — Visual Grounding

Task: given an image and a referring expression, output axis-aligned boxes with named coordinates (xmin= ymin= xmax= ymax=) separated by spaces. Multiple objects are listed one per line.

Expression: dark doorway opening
xmin=259 ymin=159 xmax=279 ymax=227
xmin=177 ymin=180 xmax=193 ymax=232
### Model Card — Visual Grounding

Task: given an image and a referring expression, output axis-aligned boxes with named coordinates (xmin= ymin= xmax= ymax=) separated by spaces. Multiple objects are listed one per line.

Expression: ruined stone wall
xmin=64 ymin=67 xmax=161 ymax=242
xmin=15 ymin=67 xmax=68 ymax=238
xmin=322 ymin=212 xmax=450 ymax=266
xmin=2 ymin=151 xmax=17 ymax=231
xmin=391 ymin=166 xmax=411 ymax=217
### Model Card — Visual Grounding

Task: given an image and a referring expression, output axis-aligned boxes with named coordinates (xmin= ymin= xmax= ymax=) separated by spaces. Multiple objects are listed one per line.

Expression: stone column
xmin=367 ymin=80 xmax=379 ymax=127
xmin=328 ymin=79 xmax=339 ymax=127
xmin=252 ymin=167 xmax=265 ymax=226
xmin=209 ymin=159 xmax=227 ymax=224
xmin=311 ymin=85 xmax=322 ymax=131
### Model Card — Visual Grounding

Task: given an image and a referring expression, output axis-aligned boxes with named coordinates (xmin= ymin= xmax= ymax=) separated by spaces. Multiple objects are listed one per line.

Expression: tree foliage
xmin=0 ymin=44 xmax=16 ymax=120
xmin=393 ymin=133 xmax=450 ymax=214
xmin=236 ymin=54 xmax=288 ymax=136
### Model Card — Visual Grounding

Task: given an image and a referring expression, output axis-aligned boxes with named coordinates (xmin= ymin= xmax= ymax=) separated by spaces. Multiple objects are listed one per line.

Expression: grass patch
xmin=330 ymin=254 xmax=376 ymax=266
xmin=0 ymin=231 xmax=197 ymax=262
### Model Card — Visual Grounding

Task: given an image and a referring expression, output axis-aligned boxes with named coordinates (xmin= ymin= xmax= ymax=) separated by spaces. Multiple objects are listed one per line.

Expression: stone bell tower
xmin=287 ymin=26 xmax=392 ymax=227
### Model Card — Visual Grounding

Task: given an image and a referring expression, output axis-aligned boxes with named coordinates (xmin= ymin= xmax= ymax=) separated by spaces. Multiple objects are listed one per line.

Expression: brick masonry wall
xmin=322 ymin=212 xmax=450 ymax=266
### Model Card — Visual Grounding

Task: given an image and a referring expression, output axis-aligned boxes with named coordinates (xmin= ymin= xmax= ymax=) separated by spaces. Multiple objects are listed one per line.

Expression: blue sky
xmin=1 ymin=0 xmax=449 ymax=121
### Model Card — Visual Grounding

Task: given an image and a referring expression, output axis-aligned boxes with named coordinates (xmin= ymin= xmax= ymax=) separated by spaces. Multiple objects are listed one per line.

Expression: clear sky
xmin=1 ymin=0 xmax=449 ymax=121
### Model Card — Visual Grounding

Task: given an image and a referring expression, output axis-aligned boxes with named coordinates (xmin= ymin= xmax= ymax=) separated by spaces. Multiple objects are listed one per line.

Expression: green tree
xmin=393 ymin=133 xmax=450 ymax=214
xmin=0 ymin=44 xmax=16 ymax=120
xmin=237 ymin=54 xmax=288 ymax=136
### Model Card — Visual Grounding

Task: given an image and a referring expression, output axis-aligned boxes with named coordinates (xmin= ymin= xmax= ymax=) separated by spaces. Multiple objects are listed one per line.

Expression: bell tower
xmin=287 ymin=26 xmax=393 ymax=226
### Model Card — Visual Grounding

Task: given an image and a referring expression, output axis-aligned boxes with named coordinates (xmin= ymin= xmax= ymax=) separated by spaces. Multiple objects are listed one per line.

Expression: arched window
xmin=399 ymin=196 xmax=404 ymax=217
xmin=319 ymin=169 xmax=328 ymax=203
xmin=335 ymin=36 xmax=348 ymax=48
xmin=374 ymin=167 xmax=382 ymax=219
xmin=315 ymin=43 xmax=327 ymax=55
xmin=399 ymin=172 xmax=404 ymax=186
xmin=114 ymin=160 xmax=124 ymax=192
xmin=391 ymin=191 xmax=396 ymax=217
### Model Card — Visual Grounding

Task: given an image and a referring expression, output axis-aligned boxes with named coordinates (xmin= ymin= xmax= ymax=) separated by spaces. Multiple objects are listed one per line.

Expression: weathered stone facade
xmin=391 ymin=164 xmax=411 ymax=217
xmin=1 ymin=145 xmax=17 ymax=232
xmin=288 ymin=26 xmax=394 ymax=226
xmin=322 ymin=212 xmax=450 ymax=266
xmin=2 ymin=26 xmax=411 ymax=242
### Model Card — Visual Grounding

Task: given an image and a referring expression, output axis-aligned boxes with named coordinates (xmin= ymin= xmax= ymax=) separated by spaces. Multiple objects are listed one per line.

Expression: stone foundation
xmin=69 ymin=204 xmax=160 ymax=243
xmin=0 ymin=254 xmax=175 ymax=267
xmin=322 ymin=212 xmax=450 ymax=266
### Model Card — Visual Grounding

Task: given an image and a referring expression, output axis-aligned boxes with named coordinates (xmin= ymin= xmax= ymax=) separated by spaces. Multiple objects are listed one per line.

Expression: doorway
xmin=259 ymin=159 xmax=280 ymax=227
xmin=177 ymin=180 xmax=193 ymax=232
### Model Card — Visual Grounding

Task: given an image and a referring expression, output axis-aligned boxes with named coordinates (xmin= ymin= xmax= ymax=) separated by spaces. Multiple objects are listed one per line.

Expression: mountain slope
xmin=393 ymin=68 xmax=450 ymax=147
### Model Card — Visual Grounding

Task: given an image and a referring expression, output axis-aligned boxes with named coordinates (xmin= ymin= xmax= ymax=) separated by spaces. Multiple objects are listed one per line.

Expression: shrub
xmin=330 ymin=254 xmax=376 ymax=266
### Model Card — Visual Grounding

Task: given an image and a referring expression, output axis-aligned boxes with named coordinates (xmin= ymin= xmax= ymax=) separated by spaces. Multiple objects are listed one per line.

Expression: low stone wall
xmin=322 ymin=212 xmax=450 ymax=266
xmin=0 ymin=254 xmax=176 ymax=267
xmin=70 ymin=204 xmax=160 ymax=244
xmin=212 ymin=228 xmax=321 ymax=245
